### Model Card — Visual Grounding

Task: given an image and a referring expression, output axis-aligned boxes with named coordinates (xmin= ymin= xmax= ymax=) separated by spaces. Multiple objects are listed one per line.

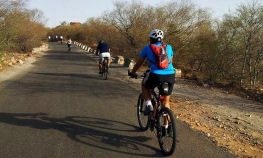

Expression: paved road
xmin=0 ymin=43 xmax=234 ymax=158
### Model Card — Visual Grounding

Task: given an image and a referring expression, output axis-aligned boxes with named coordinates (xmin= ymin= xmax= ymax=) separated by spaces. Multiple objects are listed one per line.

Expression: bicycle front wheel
xmin=157 ymin=107 xmax=177 ymax=156
xmin=137 ymin=93 xmax=149 ymax=131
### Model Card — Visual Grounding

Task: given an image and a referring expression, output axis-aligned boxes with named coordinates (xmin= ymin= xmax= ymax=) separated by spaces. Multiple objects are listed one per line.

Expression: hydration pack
xmin=149 ymin=44 xmax=169 ymax=69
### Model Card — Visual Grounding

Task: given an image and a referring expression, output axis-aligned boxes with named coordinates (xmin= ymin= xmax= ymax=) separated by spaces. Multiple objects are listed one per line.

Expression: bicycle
xmin=101 ymin=57 xmax=109 ymax=80
xmin=131 ymin=71 xmax=177 ymax=156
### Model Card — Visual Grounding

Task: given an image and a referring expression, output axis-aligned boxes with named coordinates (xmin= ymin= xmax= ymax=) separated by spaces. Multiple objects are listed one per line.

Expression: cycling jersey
xmin=139 ymin=42 xmax=175 ymax=75
xmin=97 ymin=42 xmax=110 ymax=53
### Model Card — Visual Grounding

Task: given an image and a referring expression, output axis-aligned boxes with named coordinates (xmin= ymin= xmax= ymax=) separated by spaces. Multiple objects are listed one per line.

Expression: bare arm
xmin=131 ymin=57 xmax=145 ymax=75
xmin=96 ymin=46 xmax=100 ymax=55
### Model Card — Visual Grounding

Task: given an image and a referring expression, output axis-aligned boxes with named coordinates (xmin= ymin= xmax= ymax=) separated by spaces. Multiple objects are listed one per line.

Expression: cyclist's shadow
xmin=0 ymin=112 xmax=163 ymax=157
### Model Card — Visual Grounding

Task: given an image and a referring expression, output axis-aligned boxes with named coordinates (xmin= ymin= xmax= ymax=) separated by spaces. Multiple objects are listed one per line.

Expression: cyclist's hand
xmin=128 ymin=72 xmax=137 ymax=79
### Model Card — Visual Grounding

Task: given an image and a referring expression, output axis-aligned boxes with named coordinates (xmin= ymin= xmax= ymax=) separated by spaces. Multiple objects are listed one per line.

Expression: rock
xmin=17 ymin=60 xmax=23 ymax=64
xmin=235 ymin=121 xmax=240 ymax=124
xmin=114 ymin=56 xmax=124 ymax=65
xmin=196 ymin=122 xmax=201 ymax=126
xmin=236 ymin=117 xmax=242 ymax=120
xmin=11 ymin=57 xmax=15 ymax=63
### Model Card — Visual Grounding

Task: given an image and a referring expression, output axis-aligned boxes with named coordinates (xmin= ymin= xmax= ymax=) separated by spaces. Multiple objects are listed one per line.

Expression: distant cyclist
xmin=128 ymin=29 xmax=175 ymax=119
xmin=67 ymin=38 xmax=72 ymax=51
xmin=60 ymin=35 xmax=63 ymax=44
xmin=96 ymin=40 xmax=111 ymax=74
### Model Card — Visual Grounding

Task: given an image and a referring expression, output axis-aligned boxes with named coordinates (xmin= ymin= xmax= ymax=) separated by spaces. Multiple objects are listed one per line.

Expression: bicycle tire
xmin=101 ymin=61 xmax=105 ymax=77
xmin=157 ymin=107 xmax=176 ymax=156
xmin=100 ymin=61 xmax=104 ymax=77
xmin=137 ymin=93 xmax=149 ymax=131
xmin=102 ymin=61 xmax=108 ymax=80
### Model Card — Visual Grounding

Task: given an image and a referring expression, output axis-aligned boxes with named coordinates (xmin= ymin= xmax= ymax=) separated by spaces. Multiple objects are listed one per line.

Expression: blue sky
xmin=28 ymin=0 xmax=250 ymax=28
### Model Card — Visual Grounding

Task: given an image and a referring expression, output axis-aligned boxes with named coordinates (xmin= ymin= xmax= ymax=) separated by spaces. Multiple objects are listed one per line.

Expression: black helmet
xmin=99 ymin=39 xmax=104 ymax=43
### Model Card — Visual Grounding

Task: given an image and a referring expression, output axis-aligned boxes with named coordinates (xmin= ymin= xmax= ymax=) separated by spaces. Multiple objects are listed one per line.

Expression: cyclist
xmin=128 ymin=29 xmax=175 ymax=119
xmin=67 ymin=38 xmax=72 ymax=51
xmin=60 ymin=35 xmax=63 ymax=44
xmin=96 ymin=40 xmax=111 ymax=74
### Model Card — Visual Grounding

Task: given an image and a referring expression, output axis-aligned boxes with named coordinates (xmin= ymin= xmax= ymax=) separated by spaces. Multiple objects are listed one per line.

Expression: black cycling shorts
xmin=143 ymin=72 xmax=175 ymax=96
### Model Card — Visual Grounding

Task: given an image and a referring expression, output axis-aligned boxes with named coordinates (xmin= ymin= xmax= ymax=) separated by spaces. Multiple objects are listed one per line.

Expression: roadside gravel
xmin=0 ymin=56 xmax=37 ymax=83
xmin=1 ymin=45 xmax=263 ymax=158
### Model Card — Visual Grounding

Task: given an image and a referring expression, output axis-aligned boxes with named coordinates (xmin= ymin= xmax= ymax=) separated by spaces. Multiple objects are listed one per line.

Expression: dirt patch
xmin=0 ymin=53 xmax=31 ymax=71
xmin=0 ymin=43 xmax=49 ymax=82
xmin=169 ymin=79 xmax=263 ymax=158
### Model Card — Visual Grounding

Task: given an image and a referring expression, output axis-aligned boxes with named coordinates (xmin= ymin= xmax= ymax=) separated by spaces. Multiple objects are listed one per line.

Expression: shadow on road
xmin=0 ymin=112 xmax=163 ymax=157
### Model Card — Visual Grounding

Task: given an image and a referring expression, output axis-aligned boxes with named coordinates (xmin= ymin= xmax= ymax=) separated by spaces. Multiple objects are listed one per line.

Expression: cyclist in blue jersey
xmin=129 ymin=29 xmax=175 ymax=117
xmin=96 ymin=40 xmax=111 ymax=74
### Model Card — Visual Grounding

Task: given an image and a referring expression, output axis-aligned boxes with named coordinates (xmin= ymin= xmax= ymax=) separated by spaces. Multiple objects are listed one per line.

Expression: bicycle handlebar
xmin=128 ymin=72 xmax=138 ymax=79
xmin=128 ymin=69 xmax=150 ymax=79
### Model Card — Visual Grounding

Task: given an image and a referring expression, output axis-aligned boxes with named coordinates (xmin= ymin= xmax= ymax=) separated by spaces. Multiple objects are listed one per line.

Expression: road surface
xmin=0 ymin=42 xmax=234 ymax=158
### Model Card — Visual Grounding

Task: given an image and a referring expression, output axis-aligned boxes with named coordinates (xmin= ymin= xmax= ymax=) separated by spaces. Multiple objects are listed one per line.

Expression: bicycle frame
xmin=150 ymin=89 xmax=162 ymax=116
xmin=149 ymin=88 xmax=165 ymax=131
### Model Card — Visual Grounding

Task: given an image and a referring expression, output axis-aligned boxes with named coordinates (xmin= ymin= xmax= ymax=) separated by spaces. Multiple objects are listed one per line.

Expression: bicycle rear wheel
xmin=102 ymin=61 xmax=108 ymax=80
xmin=137 ymin=93 xmax=149 ymax=131
xmin=157 ymin=107 xmax=176 ymax=156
